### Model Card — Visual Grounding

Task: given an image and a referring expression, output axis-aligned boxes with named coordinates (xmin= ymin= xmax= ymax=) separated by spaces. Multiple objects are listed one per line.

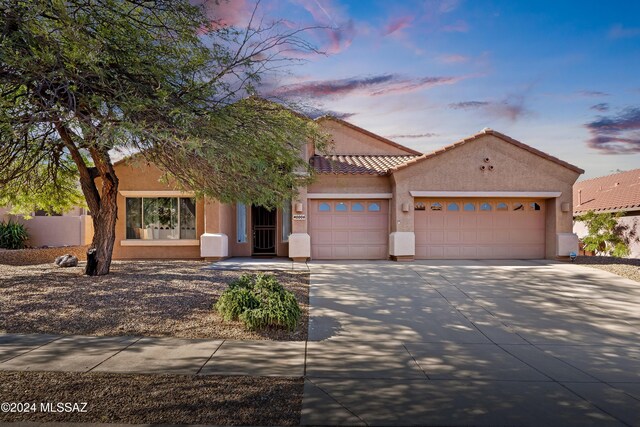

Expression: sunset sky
xmin=214 ymin=0 xmax=640 ymax=179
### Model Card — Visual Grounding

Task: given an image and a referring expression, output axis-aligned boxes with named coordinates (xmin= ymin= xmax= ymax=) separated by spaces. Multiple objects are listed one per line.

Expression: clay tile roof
xmin=388 ymin=128 xmax=585 ymax=174
xmin=573 ymin=168 xmax=640 ymax=214
xmin=310 ymin=154 xmax=420 ymax=175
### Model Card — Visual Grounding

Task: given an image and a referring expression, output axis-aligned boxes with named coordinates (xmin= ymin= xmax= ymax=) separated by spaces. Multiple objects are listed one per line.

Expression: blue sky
xmin=214 ymin=0 xmax=640 ymax=179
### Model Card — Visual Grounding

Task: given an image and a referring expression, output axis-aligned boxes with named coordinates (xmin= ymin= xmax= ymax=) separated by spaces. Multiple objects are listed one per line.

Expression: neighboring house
xmin=113 ymin=117 xmax=583 ymax=261
xmin=573 ymin=168 xmax=640 ymax=258
xmin=0 ymin=206 xmax=93 ymax=248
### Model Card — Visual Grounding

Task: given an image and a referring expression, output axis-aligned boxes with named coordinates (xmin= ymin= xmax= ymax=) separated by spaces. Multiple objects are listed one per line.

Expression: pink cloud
xmin=202 ymin=0 xmax=255 ymax=28
xmin=272 ymin=74 xmax=466 ymax=99
xmin=288 ymin=0 xmax=355 ymax=54
xmin=585 ymin=107 xmax=640 ymax=154
xmin=442 ymin=20 xmax=469 ymax=32
xmin=439 ymin=0 xmax=461 ymax=13
xmin=438 ymin=54 xmax=470 ymax=64
xmin=383 ymin=16 xmax=414 ymax=36
xmin=608 ymin=24 xmax=640 ymax=39
xmin=449 ymin=95 xmax=530 ymax=121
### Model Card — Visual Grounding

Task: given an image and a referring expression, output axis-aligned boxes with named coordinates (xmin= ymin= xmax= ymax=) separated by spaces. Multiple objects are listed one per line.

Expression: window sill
xmin=120 ymin=239 xmax=200 ymax=247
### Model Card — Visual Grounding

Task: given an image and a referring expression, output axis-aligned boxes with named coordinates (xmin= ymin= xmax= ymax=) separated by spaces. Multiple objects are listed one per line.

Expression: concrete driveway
xmin=302 ymin=260 xmax=640 ymax=426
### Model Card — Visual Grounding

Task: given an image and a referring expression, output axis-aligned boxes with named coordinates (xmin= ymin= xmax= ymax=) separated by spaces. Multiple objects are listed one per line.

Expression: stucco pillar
xmin=201 ymin=197 xmax=229 ymax=260
xmin=389 ymin=178 xmax=415 ymax=261
xmin=289 ymin=186 xmax=310 ymax=261
xmin=555 ymin=191 xmax=579 ymax=257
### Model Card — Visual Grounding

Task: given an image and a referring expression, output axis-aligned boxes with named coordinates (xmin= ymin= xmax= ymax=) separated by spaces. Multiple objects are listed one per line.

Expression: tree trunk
xmin=54 ymin=122 xmax=120 ymax=276
xmin=85 ymin=174 xmax=118 ymax=276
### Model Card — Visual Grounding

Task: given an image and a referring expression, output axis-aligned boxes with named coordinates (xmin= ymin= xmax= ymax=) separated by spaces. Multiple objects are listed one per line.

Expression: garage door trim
xmin=307 ymin=193 xmax=393 ymax=199
xmin=410 ymin=191 xmax=561 ymax=198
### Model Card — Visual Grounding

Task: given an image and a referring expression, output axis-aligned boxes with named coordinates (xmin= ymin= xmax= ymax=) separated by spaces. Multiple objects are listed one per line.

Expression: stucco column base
xmin=389 ymin=232 xmax=415 ymax=260
xmin=288 ymin=233 xmax=310 ymax=260
xmin=200 ymin=233 xmax=229 ymax=258
xmin=556 ymin=233 xmax=579 ymax=256
xmin=390 ymin=255 xmax=414 ymax=262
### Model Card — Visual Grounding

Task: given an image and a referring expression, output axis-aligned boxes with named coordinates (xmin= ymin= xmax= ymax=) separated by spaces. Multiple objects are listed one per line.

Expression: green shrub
xmin=0 ymin=220 xmax=29 ymax=249
xmin=576 ymin=210 xmax=631 ymax=257
xmin=214 ymin=273 xmax=301 ymax=331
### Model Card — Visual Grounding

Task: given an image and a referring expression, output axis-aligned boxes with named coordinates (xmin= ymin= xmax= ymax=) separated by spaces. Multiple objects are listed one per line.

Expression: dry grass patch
xmin=0 ymin=371 xmax=302 ymax=425
xmin=0 ymin=261 xmax=308 ymax=340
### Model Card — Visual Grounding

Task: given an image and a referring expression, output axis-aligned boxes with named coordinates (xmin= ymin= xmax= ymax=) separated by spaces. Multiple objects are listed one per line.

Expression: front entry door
xmin=252 ymin=205 xmax=277 ymax=255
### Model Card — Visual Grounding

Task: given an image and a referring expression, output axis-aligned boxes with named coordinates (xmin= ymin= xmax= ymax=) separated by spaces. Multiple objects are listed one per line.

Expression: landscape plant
xmin=215 ymin=273 xmax=301 ymax=331
xmin=576 ymin=210 xmax=632 ymax=257
xmin=0 ymin=220 xmax=29 ymax=249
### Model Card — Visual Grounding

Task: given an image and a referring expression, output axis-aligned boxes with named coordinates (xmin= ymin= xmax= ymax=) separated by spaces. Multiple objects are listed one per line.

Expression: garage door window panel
xmin=336 ymin=202 xmax=348 ymax=212
xmin=447 ymin=203 xmax=460 ymax=211
xmin=368 ymin=202 xmax=381 ymax=212
xmin=318 ymin=202 xmax=331 ymax=212
xmin=464 ymin=202 xmax=476 ymax=211
xmin=513 ymin=202 xmax=525 ymax=211
xmin=430 ymin=202 xmax=443 ymax=211
xmin=480 ymin=202 xmax=492 ymax=211
xmin=352 ymin=202 xmax=365 ymax=212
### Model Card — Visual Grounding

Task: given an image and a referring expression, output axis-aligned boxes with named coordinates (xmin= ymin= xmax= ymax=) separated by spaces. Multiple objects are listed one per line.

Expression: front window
xmin=126 ymin=197 xmax=196 ymax=240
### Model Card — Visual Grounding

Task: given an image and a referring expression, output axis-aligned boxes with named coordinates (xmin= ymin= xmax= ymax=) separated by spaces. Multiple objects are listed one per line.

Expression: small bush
xmin=0 ymin=220 xmax=29 ymax=249
xmin=215 ymin=273 xmax=301 ymax=331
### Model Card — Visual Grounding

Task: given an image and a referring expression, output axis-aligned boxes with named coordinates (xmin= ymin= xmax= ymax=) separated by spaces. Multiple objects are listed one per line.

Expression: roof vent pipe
xmin=578 ymin=189 xmax=582 ymax=205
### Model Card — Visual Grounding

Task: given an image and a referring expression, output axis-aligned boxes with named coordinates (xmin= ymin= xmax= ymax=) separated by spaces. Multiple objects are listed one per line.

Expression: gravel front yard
xmin=0 ymin=246 xmax=88 ymax=266
xmin=575 ymin=256 xmax=640 ymax=283
xmin=0 ymin=371 xmax=302 ymax=425
xmin=0 ymin=261 xmax=308 ymax=340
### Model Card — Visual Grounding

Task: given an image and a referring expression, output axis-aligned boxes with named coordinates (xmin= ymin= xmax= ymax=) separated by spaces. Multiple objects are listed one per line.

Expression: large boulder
xmin=55 ymin=254 xmax=78 ymax=267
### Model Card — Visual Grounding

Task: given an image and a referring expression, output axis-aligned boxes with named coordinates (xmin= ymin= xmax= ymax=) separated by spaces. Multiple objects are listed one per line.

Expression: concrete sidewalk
xmin=0 ymin=334 xmax=305 ymax=377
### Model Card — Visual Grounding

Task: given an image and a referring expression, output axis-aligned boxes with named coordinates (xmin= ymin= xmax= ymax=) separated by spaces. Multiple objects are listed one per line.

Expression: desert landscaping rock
xmin=0 ymin=261 xmax=308 ymax=340
xmin=0 ymin=371 xmax=302 ymax=425
xmin=55 ymin=254 xmax=79 ymax=267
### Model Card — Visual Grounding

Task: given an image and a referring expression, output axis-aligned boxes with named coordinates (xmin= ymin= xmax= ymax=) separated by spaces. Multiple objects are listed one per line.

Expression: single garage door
xmin=415 ymin=198 xmax=545 ymax=259
xmin=309 ymin=199 xmax=389 ymax=260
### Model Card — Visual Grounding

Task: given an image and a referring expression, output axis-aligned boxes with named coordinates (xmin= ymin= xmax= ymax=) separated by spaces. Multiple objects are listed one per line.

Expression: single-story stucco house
xmin=112 ymin=117 xmax=583 ymax=261
xmin=573 ymin=168 xmax=640 ymax=258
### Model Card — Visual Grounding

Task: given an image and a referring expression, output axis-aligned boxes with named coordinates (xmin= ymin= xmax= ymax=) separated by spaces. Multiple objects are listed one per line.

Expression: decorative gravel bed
xmin=0 ymin=246 xmax=89 ymax=266
xmin=0 ymin=261 xmax=308 ymax=340
xmin=0 ymin=371 xmax=302 ymax=425
xmin=575 ymin=255 xmax=640 ymax=283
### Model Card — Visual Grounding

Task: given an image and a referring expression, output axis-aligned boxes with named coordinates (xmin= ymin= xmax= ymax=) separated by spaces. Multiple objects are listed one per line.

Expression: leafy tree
xmin=576 ymin=210 xmax=631 ymax=257
xmin=0 ymin=0 xmax=326 ymax=275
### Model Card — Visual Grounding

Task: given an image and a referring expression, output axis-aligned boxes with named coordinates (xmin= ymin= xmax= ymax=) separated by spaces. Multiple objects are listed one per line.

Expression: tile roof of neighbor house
xmin=573 ymin=168 xmax=640 ymax=214
xmin=310 ymin=154 xmax=419 ymax=175
xmin=389 ymin=128 xmax=585 ymax=174
xmin=315 ymin=116 xmax=423 ymax=156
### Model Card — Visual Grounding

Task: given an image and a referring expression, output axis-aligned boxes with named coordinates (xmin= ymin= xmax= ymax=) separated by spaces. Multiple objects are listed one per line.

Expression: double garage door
xmin=309 ymin=199 xmax=388 ymax=260
xmin=415 ymin=198 xmax=546 ymax=259
xmin=308 ymin=198 xmax=546 ymax=260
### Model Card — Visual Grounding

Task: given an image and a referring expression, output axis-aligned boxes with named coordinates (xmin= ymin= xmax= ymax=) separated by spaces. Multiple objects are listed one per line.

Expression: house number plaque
xmin=293 ymin=214 xmax=306 ymax=221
